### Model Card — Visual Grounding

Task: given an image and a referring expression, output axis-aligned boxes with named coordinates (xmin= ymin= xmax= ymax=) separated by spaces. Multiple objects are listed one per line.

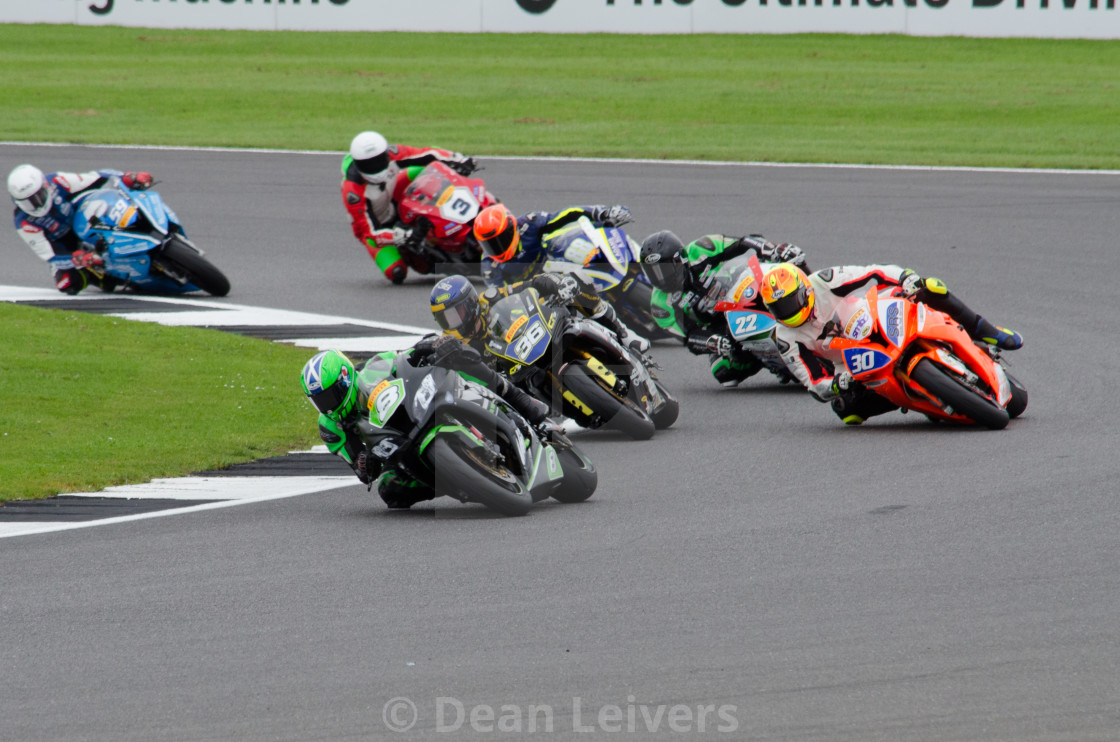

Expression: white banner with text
xmin=4 ymin=0 xmax=1116 ymax=39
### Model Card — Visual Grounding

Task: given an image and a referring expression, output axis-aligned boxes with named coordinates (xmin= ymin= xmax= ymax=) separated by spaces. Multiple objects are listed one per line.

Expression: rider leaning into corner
xmin=473 ymin=202 xmax=635 ymax=289
xmin=340 ymin=130 xmax=476 ymax=284
xmin=428 ymin=272 xmax=651 ymax=369
xmin=301 ymin=340 xmax=549 ymax=510
xmin=8 ymin=163 xmax=154 ymax=294
xmin=759 ymin=262 xmax=1024 ymax=425
xmin=638 ymin=229 xmax=807 ymax=387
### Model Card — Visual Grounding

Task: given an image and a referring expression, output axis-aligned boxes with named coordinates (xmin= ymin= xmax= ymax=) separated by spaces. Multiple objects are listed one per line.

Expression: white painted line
xmin=2 ymin=141 xmax=1117 ymax=176
xmin=0 ymin=476 xmax=356 ymax=540
xmin=280 ymin=335 xmax=425 ymax=353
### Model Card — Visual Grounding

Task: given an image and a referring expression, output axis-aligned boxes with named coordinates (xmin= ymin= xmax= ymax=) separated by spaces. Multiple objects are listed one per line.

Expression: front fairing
xmin=399 ymin=163 xmax=485 ymax=242
xmin=483 ymin=290 xmax=558 ymax=367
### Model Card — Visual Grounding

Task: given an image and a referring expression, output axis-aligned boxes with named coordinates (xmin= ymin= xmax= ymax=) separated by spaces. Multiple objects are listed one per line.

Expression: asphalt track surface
xmin=2 ymin=144 xmax=1118 ymax=741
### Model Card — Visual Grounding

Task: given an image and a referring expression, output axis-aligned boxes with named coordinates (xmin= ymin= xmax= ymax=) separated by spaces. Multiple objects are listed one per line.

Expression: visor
xmin=435 ymin=300 xmax=477 ymax=333
xmin=480 ymin=228 xmax=518 ymax=263
xmin=355 ymin=151 xmax=390 ymax=175
xmin=644 ymin=260 xmax=684 ymax=293
xmin=17 ymin=185 xmax=50 ymax=216
xmin=308 ymin=383 xmax=348 ymax=415
xmin=768 ymin=285 xmax=812 ymax=326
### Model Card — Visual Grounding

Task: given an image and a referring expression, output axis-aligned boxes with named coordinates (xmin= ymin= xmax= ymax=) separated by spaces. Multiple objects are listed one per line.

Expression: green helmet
xmin=301 ymin=350 xmax=357 ymax=417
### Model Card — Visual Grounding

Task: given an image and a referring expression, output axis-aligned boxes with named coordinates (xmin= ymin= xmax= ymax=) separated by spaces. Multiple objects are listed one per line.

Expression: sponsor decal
xmin=643 ymin=253 xmax=661 ymax=264
xmin=302 ymin=353 xmax=325 ymax=393
xmin=434 ymin=292 xmax=450 ymax=304
xmin=844 ymin=308 xmax=872 ymax=341
xmin=505 ymin=314 xmax=529 ymax=342
xmin=368 ymin=379 xmax=390 ymax=409
xmin=884 ymin=301 xmax=903 ymax=347
xmin=345 ymin=192 xmax=361 ymax=205
xmin=731 ymin=275 xmax=756 ymax=304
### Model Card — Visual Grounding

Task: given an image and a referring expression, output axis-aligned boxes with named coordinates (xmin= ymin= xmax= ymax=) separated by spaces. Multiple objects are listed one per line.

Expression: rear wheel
xmin=911 ymin=358 xmax=1009 ymax=430
xmin=560 ymin=361 xmax=655 ymax=441
xmin=155 ymin=237 xmax=231 ymax=297
xmin=428 ymin=436 xmax=533 ymax=516
xmin=550 ymin=447 xmax=598 ymax=503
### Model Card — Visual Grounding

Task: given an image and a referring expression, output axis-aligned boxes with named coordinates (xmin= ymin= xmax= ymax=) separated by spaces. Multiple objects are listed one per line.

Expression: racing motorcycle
xmin=355 ymin=350 xmax=597 ymax=516
xmin=694 ymin=253 xmax=796 ymax=384
xmin=395 ymin=161 xmax=499 ymax=274
xmin=69 ymin=176 xmax=230 ymax=296
xmin=536 ymin=216 xmax=674 ymax=341
xmin=482 ymin=286 xmax=679 ymax=441
xmin=825 ymin=285 xmax=1028 ymax=429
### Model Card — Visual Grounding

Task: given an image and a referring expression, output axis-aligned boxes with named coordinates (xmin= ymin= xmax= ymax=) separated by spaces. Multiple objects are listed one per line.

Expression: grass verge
xmin=2 ymin=25 xmax=1118 ymax=169
xmin=0 ymin=302 xmax=321 ymax=501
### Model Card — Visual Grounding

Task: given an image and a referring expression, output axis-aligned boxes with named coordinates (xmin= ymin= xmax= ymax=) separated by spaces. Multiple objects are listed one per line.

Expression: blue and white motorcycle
xmin=537 ymin=216 xmax=674 ymax=341
xmin=67 ymin=176 xmax=230 ymax=296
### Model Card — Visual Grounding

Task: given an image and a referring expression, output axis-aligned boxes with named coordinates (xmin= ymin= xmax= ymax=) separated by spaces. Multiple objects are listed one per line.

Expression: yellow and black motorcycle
xmin=482 ymin=286 xmax=679 ymax=441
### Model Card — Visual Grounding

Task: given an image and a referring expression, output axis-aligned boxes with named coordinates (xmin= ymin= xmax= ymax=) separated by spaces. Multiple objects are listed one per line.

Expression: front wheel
xmin=427 ymin=436 xmax=533 ymax=516
xmin=155 ymin=237 xmax=231 ymax=297
xmin=649 ymin=379 xmax=679 ymax=430
xmin=560 ymin=361 xmax=655 ymax=441
xmin=550 ymin=446 xmax=598 ymax=503
xmin=1004 ymin=369 xmax=1028 ymax=419
xmin=911 ymin=358 xmax=1009 ymax=430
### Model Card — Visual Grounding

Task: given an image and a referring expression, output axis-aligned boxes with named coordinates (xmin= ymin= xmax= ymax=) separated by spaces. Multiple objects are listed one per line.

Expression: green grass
xmin=2 ymin=24 xmax=1119 ymax=168
xmin=0 ymin=302 xmax=321 ymax=500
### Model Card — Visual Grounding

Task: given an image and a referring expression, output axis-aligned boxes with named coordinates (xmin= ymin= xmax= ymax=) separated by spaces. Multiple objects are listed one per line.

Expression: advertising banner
xmin=1 ymin=0 xmax=1115 ymax=39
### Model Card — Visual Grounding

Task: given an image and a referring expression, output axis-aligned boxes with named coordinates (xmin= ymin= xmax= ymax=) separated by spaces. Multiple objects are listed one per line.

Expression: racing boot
xmin=592 ymin=301 xmax=650 ymax=353
xmin=495 ymin=375 xmax=550 ymax=425
xmin=973 ymin=317 xmax=1023 ymax=351
xmin=913 ymin=278 xmax=1022 ymax=351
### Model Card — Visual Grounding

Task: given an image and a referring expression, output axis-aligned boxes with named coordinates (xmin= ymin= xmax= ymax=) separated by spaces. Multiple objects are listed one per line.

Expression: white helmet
xmin=8 ymin=164 xmax=53 ymax=218
xmin=349 ymin=131 xmax=392 ymax=184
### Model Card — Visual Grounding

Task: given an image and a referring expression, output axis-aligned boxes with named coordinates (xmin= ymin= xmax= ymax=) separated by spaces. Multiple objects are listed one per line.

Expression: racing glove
xmin=449 ymin=156 xmax=477 ymax=176
xmin=122 ymin=171 xmax=153 ymax=190
xmin=899 ymin=269 xmax=923 ymax=298
xmin=71 ymin=249 xmax=104 ymax=270
xmin=686 ymin=332 xmax=732 ymax=357
xmin=600 ymin=205 xmax=633 ymax=228
xmin=367 ymin=227 xmax=412 ymax=248
xmin=830 ymin=371 xmax=854 ymax=396
xmin=354 ymin=450 xmax=376 ymax=486
xmin=758 ymin=241 xmax=805 ymax=267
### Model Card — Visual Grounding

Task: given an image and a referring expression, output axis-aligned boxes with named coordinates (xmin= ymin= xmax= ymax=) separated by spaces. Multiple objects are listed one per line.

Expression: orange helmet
xmin=761 ymin=263 xmax=815 ymax=327
xmin=473 ymin=204 xmax=520 ymax=263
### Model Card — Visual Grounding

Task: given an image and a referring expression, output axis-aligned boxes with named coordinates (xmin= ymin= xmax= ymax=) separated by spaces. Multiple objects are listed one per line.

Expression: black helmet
xmin=639 ymin=230 xmax=687 ymax=293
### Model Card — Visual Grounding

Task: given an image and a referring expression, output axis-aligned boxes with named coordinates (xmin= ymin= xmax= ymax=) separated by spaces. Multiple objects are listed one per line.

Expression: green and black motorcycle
xmin=355 ymin=351 xmax=597 ymax=516
xmin=482 ymin=287 xmax=679 ymax=441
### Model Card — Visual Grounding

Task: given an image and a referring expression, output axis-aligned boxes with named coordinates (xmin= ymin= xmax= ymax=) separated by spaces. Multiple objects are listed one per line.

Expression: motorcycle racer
xmin=341 ymin=130 xmax=476 ymax=284
xmin=760 ymin=262 xmax=1024 ymax=424
xmin=8 ymin=164 xmax=154 ymax=294
xmin=429 ymin=273 xmax=651 ymax=371
xmin=639 ymin=230 xmax=807 ymax=387
xmin=474 ymin=203 xmax=635 ymax=289
xmin=301 ymin=341 xmax=548 ymax=509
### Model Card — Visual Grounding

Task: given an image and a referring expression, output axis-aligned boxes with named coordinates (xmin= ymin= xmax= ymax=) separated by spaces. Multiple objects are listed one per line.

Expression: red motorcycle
xmin=394 ymin=161 xmax=500 ymax=275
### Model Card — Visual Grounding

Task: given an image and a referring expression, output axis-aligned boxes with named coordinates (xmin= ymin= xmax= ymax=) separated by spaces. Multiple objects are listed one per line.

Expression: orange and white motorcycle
xmin=826 ymin=285 xmax=1027 ymax=429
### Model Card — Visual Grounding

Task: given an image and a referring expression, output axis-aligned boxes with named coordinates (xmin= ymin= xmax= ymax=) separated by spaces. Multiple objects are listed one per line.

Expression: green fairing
xmin=419 ymin=425 xmax=480 ymax=457
xmin=405 ymin=165 xmax=425 ymax=180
